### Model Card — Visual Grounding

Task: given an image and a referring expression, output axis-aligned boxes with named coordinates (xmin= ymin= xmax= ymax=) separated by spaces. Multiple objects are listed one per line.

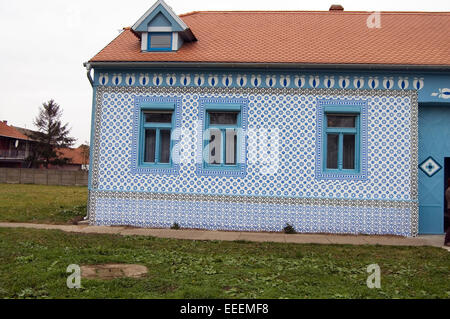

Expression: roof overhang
xmin=86 ymin=61 xmax=450 ymax=72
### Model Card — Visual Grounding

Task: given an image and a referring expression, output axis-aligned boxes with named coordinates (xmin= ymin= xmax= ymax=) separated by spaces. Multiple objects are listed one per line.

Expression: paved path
xmin=0 ymin=222 xmax=448 ymax=250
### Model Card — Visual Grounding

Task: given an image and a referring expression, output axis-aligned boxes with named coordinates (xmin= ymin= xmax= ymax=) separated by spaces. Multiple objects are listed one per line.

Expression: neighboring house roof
xmin=0 ymin=121 xmax=30 ymax=140
xmin=57 ymin=146 xmax=89 ymax=165
xmin=12 ymin=126 xmax=39 ymax=141
xmin=89 ymin=10 xmax=450 ymax=66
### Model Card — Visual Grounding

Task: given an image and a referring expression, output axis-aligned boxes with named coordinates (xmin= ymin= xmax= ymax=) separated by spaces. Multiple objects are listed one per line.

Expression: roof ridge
xmin=179 ymin=10 xmax=450 ymax=16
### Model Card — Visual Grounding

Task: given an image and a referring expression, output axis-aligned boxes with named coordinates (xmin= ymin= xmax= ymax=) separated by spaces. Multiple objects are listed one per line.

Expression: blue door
xmin=418 ymin=105 xmax=450 ymax=234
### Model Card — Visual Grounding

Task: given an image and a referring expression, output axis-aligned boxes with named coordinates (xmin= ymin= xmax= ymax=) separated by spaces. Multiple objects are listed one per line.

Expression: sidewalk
xmin=0 ymin=222 xmax=448 ymax=250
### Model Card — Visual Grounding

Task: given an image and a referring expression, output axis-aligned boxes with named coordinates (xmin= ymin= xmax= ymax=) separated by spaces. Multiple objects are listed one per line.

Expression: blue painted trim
xmin=323 ymin=108 xmax=360 ymax=174
xmin=196 ymin=97 xmax=249 ymax=177
xmin=138 ymin=112 xmax=174 ymax=167
xmin=147 ymin=32 xmax=172 ymax=52
xmin=130 ymin=96 xmax=181 ymax=175
xmin=141 ymin=102 xmax=174 ymax=110
xmin=315 ymin=98 xmax=368 ymax=181
xmin=203 ymin=107 xmax=241 ymax=171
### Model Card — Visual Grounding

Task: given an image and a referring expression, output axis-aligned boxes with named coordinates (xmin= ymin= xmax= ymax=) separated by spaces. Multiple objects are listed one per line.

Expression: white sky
xmin=0 ymin=0 xmax=449 ymax=146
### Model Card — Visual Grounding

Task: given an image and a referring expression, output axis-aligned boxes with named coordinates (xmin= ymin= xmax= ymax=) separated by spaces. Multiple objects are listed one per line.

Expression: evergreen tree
xmin=28 ymin=100 xmax=76 ymax=168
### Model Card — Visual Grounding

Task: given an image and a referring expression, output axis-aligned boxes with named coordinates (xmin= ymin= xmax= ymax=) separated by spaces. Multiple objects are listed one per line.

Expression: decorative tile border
xmin=96 ymin=72 xmax=425 ymax=91
xmin=88 ymin=190 xmax=418 ymax=236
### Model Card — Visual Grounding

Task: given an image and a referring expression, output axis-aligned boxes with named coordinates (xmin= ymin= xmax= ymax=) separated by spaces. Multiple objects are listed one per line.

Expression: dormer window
xmin=132 ymin=0 xmax=196 ymax=53
xmin=148 ymin=33 xmax=172 ymax=51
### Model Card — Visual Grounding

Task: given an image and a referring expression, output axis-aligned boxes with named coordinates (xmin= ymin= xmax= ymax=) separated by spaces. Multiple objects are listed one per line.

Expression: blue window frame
xmin=131 ymin=96 xmax=181 ymax=175
xmin=204 ymin=104 xmax=242 ymax=170
xmin=147 ymin=32 xmax=172 ymax=51
xmin=315 ymin=99 xmax=368 ymax=181
xmin=323 ymin=106 xmax=360 ymax=174
xmin=139 ymin=103 xmax=175 ymax=169
xmin=196 ymin=98 xmax=248 ymax=177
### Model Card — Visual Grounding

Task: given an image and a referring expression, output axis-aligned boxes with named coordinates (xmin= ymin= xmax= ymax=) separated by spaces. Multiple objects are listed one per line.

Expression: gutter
xmin=85 ymin=61 xmax=450 ymax=72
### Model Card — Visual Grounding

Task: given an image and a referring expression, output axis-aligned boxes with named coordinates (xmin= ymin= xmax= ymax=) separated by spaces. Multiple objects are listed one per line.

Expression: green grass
xmin=0 ymin=227 xmax=448 ymax=299
xmin=0 ymin=184 xmax=87 ymax=224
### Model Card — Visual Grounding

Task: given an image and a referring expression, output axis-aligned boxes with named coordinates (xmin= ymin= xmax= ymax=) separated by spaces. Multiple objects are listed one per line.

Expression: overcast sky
xmin=0 ymin=0 xmax=449 ymax=146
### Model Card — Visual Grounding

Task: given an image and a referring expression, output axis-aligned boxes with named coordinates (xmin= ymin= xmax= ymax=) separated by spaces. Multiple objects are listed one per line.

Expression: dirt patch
xmin=81 ymin=264 xmax=148 ymax=280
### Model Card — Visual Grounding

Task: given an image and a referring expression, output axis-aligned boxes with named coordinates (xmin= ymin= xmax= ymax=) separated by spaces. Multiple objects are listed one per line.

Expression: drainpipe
xmin=84 ymin=62 xmax=94 ymax=87
xmin=83 ymin=62 xmax=93 ymax=224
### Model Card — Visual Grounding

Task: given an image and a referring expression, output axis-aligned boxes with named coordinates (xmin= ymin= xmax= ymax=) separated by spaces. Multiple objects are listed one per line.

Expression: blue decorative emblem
xmin=431 ymin=88 xmax=450 ymax=99
xmin=353 ymin=76 xmax=364 ymax=89
xmin=324 ymin=76 xmax=335 ymax=88
xmin=419 ymin=156 xmax=442 ymax=177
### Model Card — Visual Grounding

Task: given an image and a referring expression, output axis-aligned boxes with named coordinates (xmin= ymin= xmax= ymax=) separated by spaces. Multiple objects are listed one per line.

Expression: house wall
xmin=0 ymin=136 xmax=28 ymax=168
xmin=87 ymin=68 xmax=429 ymax=236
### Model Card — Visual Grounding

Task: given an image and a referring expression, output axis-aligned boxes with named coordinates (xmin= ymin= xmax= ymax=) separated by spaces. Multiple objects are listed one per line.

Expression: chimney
xmin=329 ymin=4 xmax=344 ymax=11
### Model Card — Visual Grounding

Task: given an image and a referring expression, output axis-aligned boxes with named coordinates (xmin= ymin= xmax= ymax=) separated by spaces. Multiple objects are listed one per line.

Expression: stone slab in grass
xmin=81 ymin=264 xmax=148 ymax=280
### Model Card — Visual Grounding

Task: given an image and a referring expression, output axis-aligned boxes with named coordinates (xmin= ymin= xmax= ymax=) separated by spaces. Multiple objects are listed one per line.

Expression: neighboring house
xmin=0 ymin=121 xmax=33 ymax=168
xmin=53 ymin=146 xmax=90 ymax=171
xmin=84 ymin=1 xmax=450 ymax=236
xmin=0 ymin=121 xmax=89 ymax=170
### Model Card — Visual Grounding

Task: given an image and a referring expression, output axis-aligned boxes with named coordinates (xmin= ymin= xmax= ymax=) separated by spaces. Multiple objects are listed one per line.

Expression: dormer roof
xmin=132 ymin=0 xmax=188 ymax=32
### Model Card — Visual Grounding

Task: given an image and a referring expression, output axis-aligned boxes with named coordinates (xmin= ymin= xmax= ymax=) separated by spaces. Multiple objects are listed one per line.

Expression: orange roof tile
xmin=0 ymin=121 xmax=30 ymax=140
xmin=57 ymin=146 xmax=89 ymax=165
xmin=90 ymin=10 xmax=450 ymax=66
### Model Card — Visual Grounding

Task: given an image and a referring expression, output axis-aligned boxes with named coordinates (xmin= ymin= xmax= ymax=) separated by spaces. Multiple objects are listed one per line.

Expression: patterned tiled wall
xmin=89 ymin=85 xmax=418 ymax=236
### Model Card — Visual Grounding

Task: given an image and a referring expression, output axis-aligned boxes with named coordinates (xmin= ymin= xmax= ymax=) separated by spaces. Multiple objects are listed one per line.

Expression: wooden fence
xmin=0 ymin=168 xmax=88 ymax=186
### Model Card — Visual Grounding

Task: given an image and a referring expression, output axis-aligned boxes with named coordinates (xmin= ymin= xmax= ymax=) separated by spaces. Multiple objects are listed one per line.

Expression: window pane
xmin=150 ymin=34 xmax=171 ymax=48
xmin=225 ymin=129 xmax=237 ymax=165
xmin=209 ymin=112 xmax=238 ymax=125
xmin=144 ymin=129 xmax=156 ymax=163
xmin=326 ymin=134 xmax=338 ymax=169
xmin=343 ymin=134 xmax=355 ymax=169
xmin=160 ymin=130 xmax=171 ymax=164
xmin=145 ymin=112 xmax=172 ymax=123
xmin=327 ymin=115 xmax=356 ymax=128
xmin=208 ymin=129 xmax=221 ymax=165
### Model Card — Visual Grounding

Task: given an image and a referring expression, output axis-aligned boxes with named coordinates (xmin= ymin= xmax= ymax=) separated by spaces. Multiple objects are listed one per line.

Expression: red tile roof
xmin=90 ymin=10 xmax=450 ymax=66
xmin=0 ymin=121 xmax=30 ymax=140
xmin=57 ymin=146 xmax=89 ymax=165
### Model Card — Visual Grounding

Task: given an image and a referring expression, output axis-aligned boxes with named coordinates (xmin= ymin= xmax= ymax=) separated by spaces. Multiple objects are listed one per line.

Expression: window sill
xmin=196 ymin=163 xmax=246 ymax=177
xmin=315 ymin=169 xmax=367 ymax=181
xmin=131 ymin=163 xmax=179 ymax=175
xmin=144 ymin=48 xmax=173 ymax=52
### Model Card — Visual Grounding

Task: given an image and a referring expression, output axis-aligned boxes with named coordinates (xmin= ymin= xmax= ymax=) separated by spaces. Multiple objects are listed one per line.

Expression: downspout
xmin=84 ymin=62 xmax=94 ymax=87
xmin=83 ymin=61 xmax=94 ymax=223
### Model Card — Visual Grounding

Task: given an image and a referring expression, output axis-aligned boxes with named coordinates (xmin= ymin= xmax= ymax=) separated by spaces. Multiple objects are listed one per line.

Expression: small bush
xmin=58 ymin=205 xmax=87 ymax=219
xmin=283 ymin=223 xmax=296 ymax=234
xmin=171 ymin=222 xmax=181 ymax=230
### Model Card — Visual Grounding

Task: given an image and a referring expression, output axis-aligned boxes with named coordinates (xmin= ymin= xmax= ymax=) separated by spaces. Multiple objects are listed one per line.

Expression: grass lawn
xmin=0 ymin=184 xmax=87 ymax=224
xmin=0 ymin=227 xmax=448 ymax=299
